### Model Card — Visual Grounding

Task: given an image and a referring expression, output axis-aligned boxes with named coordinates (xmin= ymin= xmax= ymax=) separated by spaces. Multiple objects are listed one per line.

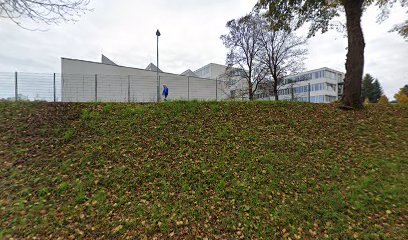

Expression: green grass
xmin=0 ymin=101 xmax=407 ymax=239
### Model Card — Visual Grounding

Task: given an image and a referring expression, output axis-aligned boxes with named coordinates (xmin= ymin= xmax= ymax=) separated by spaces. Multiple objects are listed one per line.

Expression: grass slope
xmin=0 ymin=101 xmax=407 ymax=239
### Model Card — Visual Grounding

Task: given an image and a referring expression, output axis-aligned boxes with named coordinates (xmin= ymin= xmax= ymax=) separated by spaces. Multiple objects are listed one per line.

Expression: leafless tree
xmin=220 ymin=13 xmax=267 ymax=101
xmin=258 ymin=19 xmax=308 ymax=101
xmin=0 ymin=0 xmax=90 ymax=29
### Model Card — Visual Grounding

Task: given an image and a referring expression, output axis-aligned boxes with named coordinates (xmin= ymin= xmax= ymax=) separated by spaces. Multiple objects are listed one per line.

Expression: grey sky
xmin=0 ymin=0 xmax=407 ymax=99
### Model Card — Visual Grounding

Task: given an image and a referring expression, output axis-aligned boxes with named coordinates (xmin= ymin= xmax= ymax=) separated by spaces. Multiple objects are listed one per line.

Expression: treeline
xmin=361 ymin=74 xmax=408 ymax=104
xmin=361 ymin=74 xmax=383 ymax=103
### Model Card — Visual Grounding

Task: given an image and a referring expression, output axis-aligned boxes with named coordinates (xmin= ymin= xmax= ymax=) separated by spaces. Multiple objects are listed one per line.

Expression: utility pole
xmin=156 ymin=29 xmax=161 ymax=102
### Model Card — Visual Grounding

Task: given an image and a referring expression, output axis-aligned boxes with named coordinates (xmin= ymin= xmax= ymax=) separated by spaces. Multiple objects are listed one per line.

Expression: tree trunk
xmin=273 ymin=75 xmax=279 ymax=101
xmin=248 ymin=82 xmax=254 ymax=100
xmin=342 ymin=0 xmax=365 ymax=108
xmin=249 ymin=90 xmax=254 ymax=100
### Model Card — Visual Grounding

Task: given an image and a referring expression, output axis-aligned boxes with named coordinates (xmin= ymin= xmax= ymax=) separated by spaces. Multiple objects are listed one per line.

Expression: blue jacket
xmin=163 ymin=87 xmax=169 ymax=96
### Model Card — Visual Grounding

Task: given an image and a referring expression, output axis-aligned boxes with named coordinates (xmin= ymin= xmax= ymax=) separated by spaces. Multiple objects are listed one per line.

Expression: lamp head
xmin=156 ymin=29 xmax=161 ymax=37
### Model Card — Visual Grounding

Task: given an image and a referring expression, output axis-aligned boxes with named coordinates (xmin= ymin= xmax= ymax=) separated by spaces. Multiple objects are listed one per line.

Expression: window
xmin=295 ymin=97 xmax=308 ymax=102
xmin=310 ymin=95 xmax=325 ymax=103
xmin=311 ymin=83 xmax=325 ymax=92
xmin=234 ymin=69 xmax=244 ymax=77
xmin=314 ymin=71 xmax=324 ymax=79
xmin=326 ymin=83 xmax=336 ymax=92
xmin=325 ymin=95 xmax=337 ymax=103
xmin=228 ymin=79 xmax=237 ymax=87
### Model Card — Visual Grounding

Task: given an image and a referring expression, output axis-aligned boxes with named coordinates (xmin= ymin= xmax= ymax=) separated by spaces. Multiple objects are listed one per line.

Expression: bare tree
xmin=258 ymin=20 xmax=308 ymax=101
xmin=220 ymin=13 xmax=267 ymax=101
xmin=0 ymin=0 xmax=90 ymax=29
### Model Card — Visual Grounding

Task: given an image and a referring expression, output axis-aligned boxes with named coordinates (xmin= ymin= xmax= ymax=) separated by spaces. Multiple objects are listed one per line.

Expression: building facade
xmin=61 ymin=57 xmax=228 ymax=102
xmin=193 ymin=65 xmax=345 ymax=103
xmin=194 ymin=63 xmax=247 ymax=99
xmin=278 ymin=67 xmax=345 ymax=103
xmin=61 ymin=55 xmax=344 ymax=104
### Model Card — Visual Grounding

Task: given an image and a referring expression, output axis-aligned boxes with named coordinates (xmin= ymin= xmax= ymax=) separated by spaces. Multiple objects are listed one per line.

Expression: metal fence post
xmin=215 ymin=78 xmax=218 ymax=101
xmin=158 ymin=76 xmax=161 ymax=102
xmin=14 ymin=72 xmax=18 ymax=101
xmin=187 ymin=76 xmax=190 ymax=100
xmin=157 ymin=76 xmax=160 ymax=103
xmin=95 ymin=74 xmax=98 ymax=102
xmin=53 ymin=73 xmax=56 ymax=102
xmin=128 ymin=75 xmax=131 ymax=103
xmin=61 ymin=74 xmax=65 ymax=102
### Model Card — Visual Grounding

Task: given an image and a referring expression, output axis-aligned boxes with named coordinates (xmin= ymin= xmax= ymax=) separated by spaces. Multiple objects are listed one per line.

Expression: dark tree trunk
xmin=273 ymin=75 xmax=279 ymax=101
xmin=249 ymin=90 xmax=254 ymax=100
xmin=342 ymin=0 xmax=365 ymax=108
xmin=248 ymin=82 xmax=254 ymax=100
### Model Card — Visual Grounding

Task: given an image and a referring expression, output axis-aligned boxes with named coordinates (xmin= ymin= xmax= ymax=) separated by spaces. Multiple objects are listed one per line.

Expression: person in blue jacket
xmin=162 ymin=84 xmax=169 ymax=101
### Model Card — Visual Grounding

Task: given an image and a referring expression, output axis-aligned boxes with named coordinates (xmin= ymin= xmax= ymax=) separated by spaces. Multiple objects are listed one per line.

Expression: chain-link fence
xmin=0 ymin=72 xmax=62 ymax=102
xmin=0 ymin=72 xmax=341 ymax=103
xmin=0 ymin=72 xmax=231 ymax=102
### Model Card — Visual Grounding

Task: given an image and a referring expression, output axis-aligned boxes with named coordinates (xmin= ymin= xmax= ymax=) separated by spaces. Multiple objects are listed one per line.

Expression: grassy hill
xmin=0 ymin=101 xmax=407 ymax=239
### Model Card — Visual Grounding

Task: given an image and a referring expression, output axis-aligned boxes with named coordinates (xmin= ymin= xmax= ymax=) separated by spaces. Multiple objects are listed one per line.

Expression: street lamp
xmin=156 ymin=29 xmax=161 ymax=102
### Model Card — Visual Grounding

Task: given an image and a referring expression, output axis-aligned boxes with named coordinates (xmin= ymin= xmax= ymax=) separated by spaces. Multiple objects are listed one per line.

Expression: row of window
xmin=294 ymin=97 xmax=309 ymax=102
xmin=325 ymin=71 xmax=343 ymax=81
xmin=283 ymin=70 xmax=343 ymax=84
xmin=281 ymin=95 xmax=338 ymax=103
xmin=278 ymin=83 xmax=337 ymax=95
xmin=310 ymin=95 xmax=337 ymax=103
xmin=284 ymin=73 xmax=313 ymax=84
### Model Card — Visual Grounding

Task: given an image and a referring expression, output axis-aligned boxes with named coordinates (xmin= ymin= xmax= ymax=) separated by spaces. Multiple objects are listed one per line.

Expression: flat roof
xmin=61 ymin=57 xmax=213 ymax=80
xmin=285 ymin=67 xmax=345 ymax=79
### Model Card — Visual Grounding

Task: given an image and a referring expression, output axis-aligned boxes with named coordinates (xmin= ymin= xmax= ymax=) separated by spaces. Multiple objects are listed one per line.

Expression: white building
xmin=194 ymin=63 xmax=247 ymax=99
xmin=193 ymin=64 xmax=345 ymax=103
xmin=278 ymin=67 xmax=345 ymax=103
xmin=61 ymin=55 xmax=344 ymax=103
xmin=61 ymin=56 xmax=229 ymax=102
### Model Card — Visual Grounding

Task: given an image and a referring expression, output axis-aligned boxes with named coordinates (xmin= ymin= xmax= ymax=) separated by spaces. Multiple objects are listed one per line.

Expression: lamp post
xmin=156 ymin=29 xmax=161 ymax=102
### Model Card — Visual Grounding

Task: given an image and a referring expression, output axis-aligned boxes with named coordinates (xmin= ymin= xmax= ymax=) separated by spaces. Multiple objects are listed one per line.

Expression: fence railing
xmin=0 ymin=72 xmax=230 ymax=103
xmin=0 ymin=72 xmax=340 ymax=103
xmin=0 ymin=72 xmax=62 ymax=102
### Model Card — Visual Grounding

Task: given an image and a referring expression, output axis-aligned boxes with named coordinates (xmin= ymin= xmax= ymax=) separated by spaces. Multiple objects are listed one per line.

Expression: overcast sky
xmin=0 ymin=0 xmax=407 ymax=99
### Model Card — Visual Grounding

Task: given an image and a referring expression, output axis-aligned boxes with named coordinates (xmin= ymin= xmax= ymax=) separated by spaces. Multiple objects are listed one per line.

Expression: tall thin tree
xmin=257 ymin=19 xmax=308 ymax=100
xmin=221 ymin=13 xmax=266 ymax=100
xmin=362 ymin=74 xmax=383 ymax=103
xmin=372 ymin=79 xmax=383 ymax=103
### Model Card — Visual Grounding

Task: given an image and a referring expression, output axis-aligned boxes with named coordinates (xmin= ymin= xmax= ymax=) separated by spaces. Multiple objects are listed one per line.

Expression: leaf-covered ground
xmin=0 ymin=101 xmax=407 ymax=239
